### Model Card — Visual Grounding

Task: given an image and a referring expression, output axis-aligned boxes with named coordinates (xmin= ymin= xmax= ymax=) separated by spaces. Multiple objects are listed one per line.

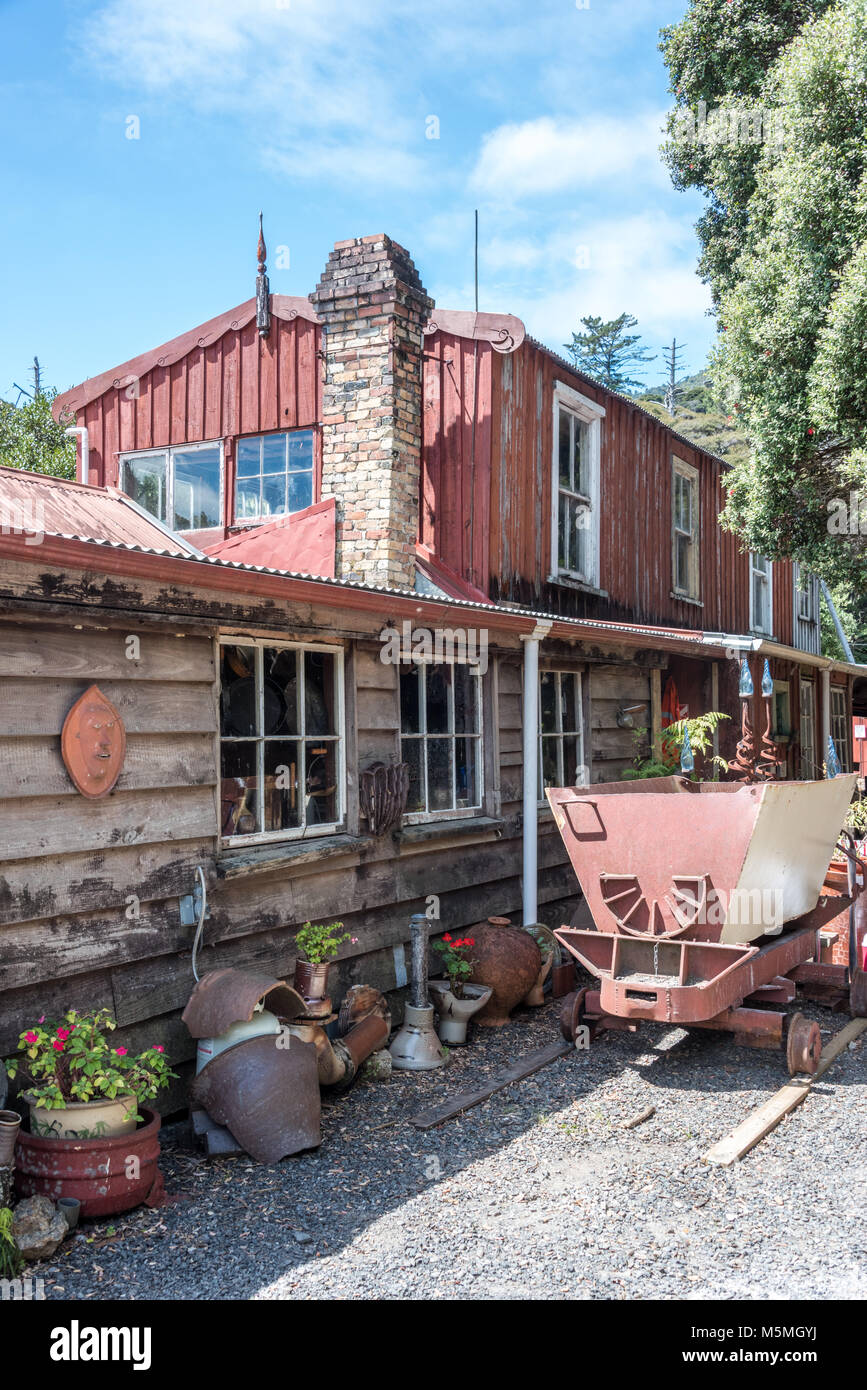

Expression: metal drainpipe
xmin=820 ymin=579 xmax=855 ymax=664
xmin=65 ymin=426 xmax=89 ymax=484
xmin=821 ymin=667 xmax=832 ymax=769
xmin=521 ymin=620 xmax=552 ymax=927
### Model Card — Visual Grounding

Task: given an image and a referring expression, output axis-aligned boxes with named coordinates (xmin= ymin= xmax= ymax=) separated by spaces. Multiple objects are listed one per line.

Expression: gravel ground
xmin=27 ymin=996 xmax=867 ymax=1302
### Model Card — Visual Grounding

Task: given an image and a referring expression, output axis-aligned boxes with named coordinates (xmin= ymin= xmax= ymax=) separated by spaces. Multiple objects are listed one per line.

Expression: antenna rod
xmin=474 ymin=209 xmax=479 ymax=313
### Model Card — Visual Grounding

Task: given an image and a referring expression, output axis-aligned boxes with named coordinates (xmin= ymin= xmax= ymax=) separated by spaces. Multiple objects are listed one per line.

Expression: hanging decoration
xmin=61 ymin=685 xmax=126 ymax=798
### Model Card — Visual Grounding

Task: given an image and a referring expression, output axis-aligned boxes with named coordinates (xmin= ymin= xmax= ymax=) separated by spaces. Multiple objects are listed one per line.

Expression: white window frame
xmin=830 ymin=686 xmax=851 ymax=773
xmin=537 ymin=669 xmax=586 ymax=804
xmin=749 ymin=553 xmax=773 ymax=636
xmin=799 ymin=677 xmax=816 ymax=780
xmin=550 ymin=381 xmax=604 ymax=589
xmin=218 ymin=635 xmax=346 ymax=848
xmin=671 ymin=456 xmax=700 ymax=600
xmin=772 ymin=679 xmax=791 ymax=740
xmin=234 ymin=428 xmax=316 ymax=523
xmin=400 ymin=659 xmax=484 ymax=823
xmin=120 ymin=440 xmax=224 ymax=533
xmin=793 ymin=562 xmax=818 ymax=625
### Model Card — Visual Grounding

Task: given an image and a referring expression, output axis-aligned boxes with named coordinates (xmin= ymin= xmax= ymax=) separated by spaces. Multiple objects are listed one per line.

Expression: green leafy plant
xmin=3 ymin=1008 xmax=176 ymax=1112
xmin=431 ymin=933 xmax=477 ymax=998
xmin=845 ymin=796 xmax=867 ymax=840
xmin=0 ymin=1207 xmax=22 ymax=1279
xmin=294 ymin=920 xmax=354 ymax=966
xmin=622 ymin=711 xmax=730 ymax=781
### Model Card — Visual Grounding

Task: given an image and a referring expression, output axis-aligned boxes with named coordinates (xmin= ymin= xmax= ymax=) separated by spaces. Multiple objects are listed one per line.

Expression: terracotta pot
xmin=293 ymin=960 xmax=332 ymax=1018
xmin=429 ymin=981 xmax=493 ymax=1044
xmin=15 ymin=1107 xmax=164 ymax=1219
xmin=0 ymin=1110 xmax=21 ymax=1166
xmin=467 ymin=917 xmax=542 ymax=1027
xmin=26 ymin=1092 xmax=137 ymax=1140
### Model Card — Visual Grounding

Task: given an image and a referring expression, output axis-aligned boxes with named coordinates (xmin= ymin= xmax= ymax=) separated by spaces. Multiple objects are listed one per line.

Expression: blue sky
xmin=0 ymin=0 xmax=713 ymax=402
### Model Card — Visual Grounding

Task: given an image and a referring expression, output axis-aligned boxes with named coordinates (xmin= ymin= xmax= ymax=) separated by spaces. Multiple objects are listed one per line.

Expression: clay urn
xmin=467 ymin=917 xmax=542 ymax=1026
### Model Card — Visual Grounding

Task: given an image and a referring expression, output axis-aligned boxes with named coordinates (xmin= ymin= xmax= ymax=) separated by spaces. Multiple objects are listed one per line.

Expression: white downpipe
xmin=821 ymin=668 xmax=832 ymax=770
xmin=65 ymin=426 xmax=89 ymax=484
xmin=521 ymin=621 xmax=552 ymax=926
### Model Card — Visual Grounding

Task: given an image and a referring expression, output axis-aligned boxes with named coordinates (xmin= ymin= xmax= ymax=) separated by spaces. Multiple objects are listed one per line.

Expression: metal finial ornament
xmin=256 ymin=211 xmax=271 ymax=338
xmin=827 ymin=735 xmax=841 ymax=778
xmin=680 ymin=725 xmax=694 ymax=776
xmin=761 ymin=659 xmax=774 ymax=699
xmin=738 ymin=658 xmax=754 ymax=699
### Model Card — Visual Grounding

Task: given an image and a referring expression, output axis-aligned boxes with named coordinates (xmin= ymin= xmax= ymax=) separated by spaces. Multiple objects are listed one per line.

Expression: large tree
xmin=0 ymin=379 xmax=76 ymax=479
xmin=563 ymin=314 xmax=656 ymax=393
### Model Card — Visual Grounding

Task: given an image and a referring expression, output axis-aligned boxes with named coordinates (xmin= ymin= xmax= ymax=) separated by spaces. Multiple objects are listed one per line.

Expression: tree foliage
xmin=563 ymin=313 xmax=656 ymax=393
xmin=0 ymin=385 xmax=76 ymax=479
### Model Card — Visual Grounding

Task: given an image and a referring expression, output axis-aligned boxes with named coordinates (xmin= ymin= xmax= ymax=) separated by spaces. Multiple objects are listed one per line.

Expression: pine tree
xmin=563 ymin=314 xmax=656 ymax=393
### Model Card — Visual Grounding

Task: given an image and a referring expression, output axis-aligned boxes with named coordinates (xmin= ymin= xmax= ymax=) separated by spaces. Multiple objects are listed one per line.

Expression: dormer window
xmin=120 ymin=442 xmax=222 ymax=531
xmin=235 ymin=429 xmax=315 ymax=522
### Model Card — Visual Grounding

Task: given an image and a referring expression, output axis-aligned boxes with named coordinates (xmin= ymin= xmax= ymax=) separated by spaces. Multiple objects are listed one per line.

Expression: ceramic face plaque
xmin=61 ymin=684 xmax=126 ymax=798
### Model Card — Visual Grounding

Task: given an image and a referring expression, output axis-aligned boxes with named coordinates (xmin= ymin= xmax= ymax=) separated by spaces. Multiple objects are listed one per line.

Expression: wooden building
xmin=0 ymin=230 xmax=861 ymax=1105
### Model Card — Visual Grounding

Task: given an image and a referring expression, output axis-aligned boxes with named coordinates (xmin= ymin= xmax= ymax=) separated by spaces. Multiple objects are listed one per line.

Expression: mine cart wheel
xmin=850 ymin=970 xmax=867 ymax=1019
xmin=785 ymin=1012 xmax=822 ymax=1077
xmin=559 ymin=988 xmax=605 ymax=1044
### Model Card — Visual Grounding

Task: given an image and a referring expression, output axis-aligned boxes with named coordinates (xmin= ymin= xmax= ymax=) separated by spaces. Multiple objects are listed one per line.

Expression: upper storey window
xmin=121 ymin=442 xmax=222 ymax=531
xmin=235 ymin=429 xmax=315 ymax=522
xmin=551 ymin=382 xmax=604 ymax=589
xmin=749 ymin=553 xmax=773 ymax=635
xmin=671 ymin=457 xmax=700 ymax=601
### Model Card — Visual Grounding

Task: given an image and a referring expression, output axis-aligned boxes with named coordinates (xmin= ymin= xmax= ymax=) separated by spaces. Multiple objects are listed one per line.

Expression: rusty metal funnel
xmin=189 ymin=1032 xmax=320 ymax=1163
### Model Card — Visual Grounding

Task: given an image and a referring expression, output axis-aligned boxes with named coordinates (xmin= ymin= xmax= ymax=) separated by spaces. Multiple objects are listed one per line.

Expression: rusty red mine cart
xmin=548 ymin=774 xmax=867 ymax=1075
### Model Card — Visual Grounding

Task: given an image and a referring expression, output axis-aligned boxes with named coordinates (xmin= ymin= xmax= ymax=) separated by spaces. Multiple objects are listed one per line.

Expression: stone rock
xmin=12 ymin=1195 xmax=68 ymax=1262
xmin=359 ymin=1049 xmax=392 ymax=1083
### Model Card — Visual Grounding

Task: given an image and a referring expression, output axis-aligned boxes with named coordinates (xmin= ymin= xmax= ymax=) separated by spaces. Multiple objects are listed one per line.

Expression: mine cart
xmin=548 ymin=774 xmax=867 ymax=1075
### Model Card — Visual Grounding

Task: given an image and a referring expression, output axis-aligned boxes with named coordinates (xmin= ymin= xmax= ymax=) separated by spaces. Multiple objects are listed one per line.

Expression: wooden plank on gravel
xmin=410 ymin=1040 xmax=572 ymax=1130
xmin=704 ymin=1017 xmax=867 ymax=1167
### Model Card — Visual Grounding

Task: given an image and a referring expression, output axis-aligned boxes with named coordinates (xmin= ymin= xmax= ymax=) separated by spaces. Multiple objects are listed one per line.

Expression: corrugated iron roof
xmin=0 ymin=466 xmax=197 ymax=557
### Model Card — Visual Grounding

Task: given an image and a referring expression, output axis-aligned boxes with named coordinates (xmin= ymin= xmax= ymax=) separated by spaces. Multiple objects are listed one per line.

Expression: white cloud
xmin=470 ymin=112 xmax=669 ymax=199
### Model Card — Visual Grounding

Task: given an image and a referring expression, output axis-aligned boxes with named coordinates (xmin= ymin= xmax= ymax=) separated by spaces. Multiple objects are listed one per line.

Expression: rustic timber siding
xmin=0 ymin=575 xmax=630 ymax=1111
xmin=79 ymin=314 xmax=322 ymax=525
xmin=421 ymin=333 xmax=801 ymax=639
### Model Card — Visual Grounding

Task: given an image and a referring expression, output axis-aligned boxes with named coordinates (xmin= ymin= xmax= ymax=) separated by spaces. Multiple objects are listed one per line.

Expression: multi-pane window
xmin=219 ymin=640 xmax=343 ymax=842
xmin=538 ymin=670 xmax=585 ymax=800
xmin=830 ymin=686 xmax=851 ymax=773
xmin=799 ymin=679 xmax=816 ymax=780
xmin=750 ymin=554 xmax=773 ymax=635
xmin=400 ymin=662 xmax=482 ymax=816
xmin=235 ymin=430 xmax=315 ymax=521
xmin=672 ymin=459 xmax=700 ymax=599
xmin=795 ymin=565 xmax=818 ymax=624
xmin=121 ymin=443 xmax=222 ymax=531
xmin=556 ymin=406 xmax=592 ymax=579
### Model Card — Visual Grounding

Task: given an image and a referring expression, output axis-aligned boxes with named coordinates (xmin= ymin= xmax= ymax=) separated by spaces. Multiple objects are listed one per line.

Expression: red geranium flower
xmin=443 ymin=934 xmax=452 ymax=942
xmin=52 ymin=1040 xmax=64 ymax=1052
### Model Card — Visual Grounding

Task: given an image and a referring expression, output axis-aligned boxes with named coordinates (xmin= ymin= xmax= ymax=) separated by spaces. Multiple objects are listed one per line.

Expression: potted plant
xmin=521 ymin=926 xmax=555 ymax=1006
xmin=293 ymin=921 xmax=357 ymax=1017
xmin=428 ymin=934 xmax=492 ymax=1044
xmin=4 ymin=1008 xmax=175 ymax=1140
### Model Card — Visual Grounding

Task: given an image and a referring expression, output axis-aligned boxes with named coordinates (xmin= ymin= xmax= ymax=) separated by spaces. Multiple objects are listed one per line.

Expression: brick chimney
xmin=310 ymin=234 xmax=433 ymax=589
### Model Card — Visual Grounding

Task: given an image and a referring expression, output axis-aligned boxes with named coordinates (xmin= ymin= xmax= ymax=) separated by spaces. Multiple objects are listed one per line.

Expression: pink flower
xmin=52 ymin=1040 xmax=64 ymax=1052
xmin=25 ymin=1031 xmax=38 ymax=1045
xmin=37 ymin=1015 xmax=45 ymax=1024
xmin=114 ymin=1047 xmax=128 ymax=1056
xmin=152 ymin=1045 xmax=165 ymax=1053
xmin=56 ymin=1027 xmax=70 ymax=1041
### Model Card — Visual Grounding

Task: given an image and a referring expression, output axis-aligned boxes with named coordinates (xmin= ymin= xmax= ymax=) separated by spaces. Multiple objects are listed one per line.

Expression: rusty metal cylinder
xmin=409 ymin=913 xmax=429 ymax=1008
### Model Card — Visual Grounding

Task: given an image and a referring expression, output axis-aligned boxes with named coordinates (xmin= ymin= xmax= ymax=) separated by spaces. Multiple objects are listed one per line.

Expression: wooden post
xmin=651 ymin=667 xmax=663 ymax=760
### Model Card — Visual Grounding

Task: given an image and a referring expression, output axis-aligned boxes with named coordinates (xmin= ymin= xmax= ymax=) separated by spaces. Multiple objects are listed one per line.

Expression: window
xmin=538 ymin=670 xmax=585 ymax=800
xmin=794 ymin=564 xmax=818 ymax=624
xmin=219 ymin=639 xmax=344 ymax=843
xmin=799 ymin=679 xmax=816 ymax=779
xmin=672 ymin=458 xmax=700 ymax=600
xmin=749 ymin=553 xmax=773 ymax=635
xmin=830 ymin=686 xmax=851 ymax=773
xmin=552 ymin=382 xmax=603 ymax=587
xmin=235 ymin=430 xmax=315 ymax=521
xmin=400 ymin=662 xmax=482 ymax=817
xmin=772 ymin=680 xmax=791 ymax=740
xmin=121 ymin=443 xmax=222 ymax=531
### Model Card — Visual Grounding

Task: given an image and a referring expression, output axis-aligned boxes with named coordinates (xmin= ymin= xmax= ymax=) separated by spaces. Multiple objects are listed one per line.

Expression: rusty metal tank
xmin=14 ymin=1107 xmax=164 ymax=1218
